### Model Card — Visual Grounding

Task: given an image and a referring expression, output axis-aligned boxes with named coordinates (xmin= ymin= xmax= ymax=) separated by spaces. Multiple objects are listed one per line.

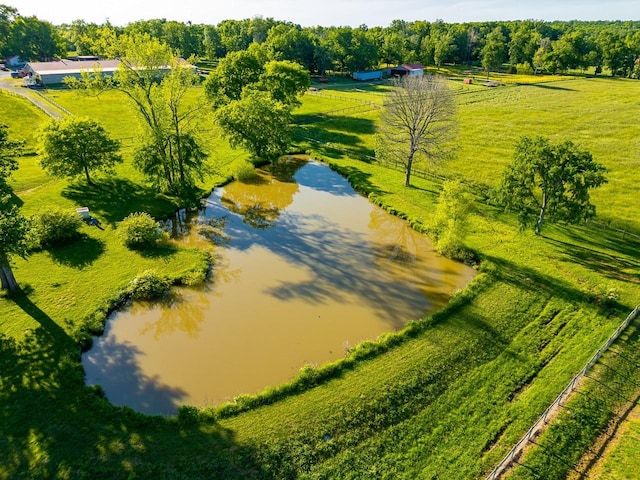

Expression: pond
xmin=82 ymin=157 xmax=476 ymax=415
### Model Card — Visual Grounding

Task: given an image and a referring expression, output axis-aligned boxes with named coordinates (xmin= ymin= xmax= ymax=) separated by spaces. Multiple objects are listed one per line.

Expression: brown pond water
xmin=82 ymin=158 xmax=476 ymax=415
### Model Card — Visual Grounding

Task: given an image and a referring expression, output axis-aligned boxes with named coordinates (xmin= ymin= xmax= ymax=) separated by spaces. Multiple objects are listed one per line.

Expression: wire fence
xmin=486 ymin=304 xmax=640 ymax=480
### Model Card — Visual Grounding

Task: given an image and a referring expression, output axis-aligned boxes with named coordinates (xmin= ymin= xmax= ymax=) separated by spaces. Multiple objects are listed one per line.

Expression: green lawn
xmin=1 ymin=75 xmax=639 ymax=479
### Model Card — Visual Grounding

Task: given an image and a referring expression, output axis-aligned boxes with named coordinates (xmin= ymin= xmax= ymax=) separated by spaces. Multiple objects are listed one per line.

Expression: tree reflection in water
xmin=137 ymin=256 xmax=240 ymax=340
xmin=219 ymin=157 xmax=304 ymax=229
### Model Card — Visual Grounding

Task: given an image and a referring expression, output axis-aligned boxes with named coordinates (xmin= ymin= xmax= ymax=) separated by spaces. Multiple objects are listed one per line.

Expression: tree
xmin=7 ymin=15 xmax=64 ymax=61
xmin=69 ymin=33 xmax=209 ymax=195
xmin=0 ymin=202 xmax=29 ymax=292
xmin=38 ymin=117 xmax=121 ymax=185
xmin=430 ymin=180 xmax=473 ymax=257
xmin=0 ymin=124 xmax=28 ymax=292
xmin=376 ymin=75 xmax=455 ymax=187
xmin=203 ymin=49 xmax=263 ymax=106
xmin=215 ymin=89 xmax=293 ymax=162
xmin=204 ymin=53 xmax=310 ymax=162
xmin=0 ymin=124 xmax=19 ymax=197
xmin=257 ymin=60 xmax=310 ymax=106
xmin=481 ymin=27 xmax=507 ymax=77
xmin=496 ymin=136 xmax=607 ymax=235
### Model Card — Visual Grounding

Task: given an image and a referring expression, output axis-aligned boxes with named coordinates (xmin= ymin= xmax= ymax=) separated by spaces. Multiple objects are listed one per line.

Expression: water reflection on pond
xmin=83 ymin=157 xmax=476 ymax=414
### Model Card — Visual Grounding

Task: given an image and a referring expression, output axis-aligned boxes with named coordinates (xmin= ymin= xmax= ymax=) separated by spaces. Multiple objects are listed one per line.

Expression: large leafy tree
xmin=69 ymin=33 xmax=209 ymax=196
xmin=6 ymin=15 xmax=64 ymax=61
xmin=496 ymin=136 xmax=608 ymax=235
xmin=0 ymin=124 xmax=29 ymax=292
xmin=38 ymin=117 xmax=121 ymax=185
xmin=205 ymin=53 xmax=309 ymax=162
xmin=203 ymin=49 xmax=263 ymax=106
xmin=481 ymin=26 xmax=507 ymax=77
xmin=376 ymin=75 xmax=455 ymax=187
xmin=215 ymin=89 xmax=293 ymax=162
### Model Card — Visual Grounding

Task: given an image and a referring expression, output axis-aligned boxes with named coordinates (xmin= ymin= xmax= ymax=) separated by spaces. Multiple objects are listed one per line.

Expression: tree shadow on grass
xmin=10 ymin=287 xmax=70 ymax=343
xmin=483 ymin=251 xmax=629 ymax=315
xmin=483 ymin=253 xmax=594 ymax=305
xmin=62 ymin=178 xmax=179 ymax=223
xmin=294 ymin=115 xmax=377 ymax=158
xmin=538 ymin=223 xmax=640 ymax=287
xmin=46 ymin=234 xmax=106 ymax=269
xmin=132 ymin=242 xmax=179 ymax=259
xmin=0 ymin=326 xmax=276 ymax=479
xmin=521 ymin=83 xmax=577 ymax=92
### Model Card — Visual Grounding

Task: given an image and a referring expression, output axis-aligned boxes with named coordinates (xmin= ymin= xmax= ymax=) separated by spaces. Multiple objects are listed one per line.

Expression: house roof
xmin=392 ymin=64 xmax=425 ymax=71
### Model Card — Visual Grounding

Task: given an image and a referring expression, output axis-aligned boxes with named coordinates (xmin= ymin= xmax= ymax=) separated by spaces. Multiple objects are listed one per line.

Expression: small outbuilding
xmin=352 ymin=70 xmax=383 ymax=81
xmin=390 ymin=63 xmax=424 ymax=77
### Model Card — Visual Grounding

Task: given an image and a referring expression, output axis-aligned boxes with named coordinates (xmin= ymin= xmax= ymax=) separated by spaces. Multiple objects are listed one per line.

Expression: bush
xmin=517 ymin=62 xmax=534 ymax=75
xmin=30 ymin=208 xmax=84 ymax=247
xmin=127 ymin=270 xmax=170 ymax=300
xmin=231 ymin=159 xmax=258 ymax=181
xmin=116 ymin=212 xmax=166 ymax=249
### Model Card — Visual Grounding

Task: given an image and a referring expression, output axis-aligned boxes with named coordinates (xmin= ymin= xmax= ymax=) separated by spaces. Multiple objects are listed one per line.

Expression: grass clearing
xmin=1 ymin=75 xmax=639 ymax=478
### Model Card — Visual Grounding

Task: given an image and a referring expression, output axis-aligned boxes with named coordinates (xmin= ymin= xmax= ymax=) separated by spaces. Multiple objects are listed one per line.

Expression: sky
xmin=7 ymin=0 xmax=640 ymax=27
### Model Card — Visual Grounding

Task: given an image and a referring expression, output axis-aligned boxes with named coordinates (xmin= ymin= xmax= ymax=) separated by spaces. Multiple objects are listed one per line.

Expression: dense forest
xmin=1 ymin=4 xmax=640 ymax=77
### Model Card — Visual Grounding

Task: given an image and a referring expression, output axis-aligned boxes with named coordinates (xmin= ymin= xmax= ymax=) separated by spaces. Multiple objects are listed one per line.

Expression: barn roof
xmin=392 ymin=63 xmax=425 ymax=71
xmin=25 ymin=58 xmax=193 ymax=76
xmin=25 ymin=59 xmax=121 ymax=75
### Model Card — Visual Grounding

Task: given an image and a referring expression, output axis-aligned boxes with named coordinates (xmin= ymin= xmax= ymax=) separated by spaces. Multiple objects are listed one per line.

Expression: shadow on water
xmin=0 ymin=325 xmax=275 ymax=478
xmin=138 ymin=289 xmax=212 ymax=340
xmin=294 ymin=161 xmax=360 ymax=197
xmin=198 ymin=162 xmax=463 ymax=328
xmin=84 ymin=335 xmax=188 ymax=415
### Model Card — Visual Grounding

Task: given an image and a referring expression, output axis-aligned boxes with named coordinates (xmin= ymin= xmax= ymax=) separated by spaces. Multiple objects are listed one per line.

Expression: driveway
xmin=0 ymin=73 xmax=66 ymax=120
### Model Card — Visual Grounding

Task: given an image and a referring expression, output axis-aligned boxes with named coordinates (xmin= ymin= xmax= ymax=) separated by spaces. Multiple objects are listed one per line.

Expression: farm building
xmin=352 ymin=70 xmax=383 ymax=81
xmin=391 ymin=63 xmax=424 ymax=77
xmin=22 ymin=59 xmax=120 ymax=85
xmin=21 ymin=58 xmax=195 ymax=86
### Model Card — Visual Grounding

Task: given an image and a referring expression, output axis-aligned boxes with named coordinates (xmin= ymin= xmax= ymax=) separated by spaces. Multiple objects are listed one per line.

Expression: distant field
xmin=1 ymin=75 xmax=639 ymax=479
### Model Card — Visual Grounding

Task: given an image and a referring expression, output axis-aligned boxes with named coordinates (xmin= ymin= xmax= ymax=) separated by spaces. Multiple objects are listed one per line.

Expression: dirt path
xmin=0 ymin=76 xmax=66 ymax=119
xmin=569 ymin=393 xmax=640 ymax=479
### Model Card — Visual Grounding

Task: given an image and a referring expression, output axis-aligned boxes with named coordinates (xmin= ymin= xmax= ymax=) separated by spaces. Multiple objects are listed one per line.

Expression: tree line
xmin=1 ymin=4 xmax=640 ymax=77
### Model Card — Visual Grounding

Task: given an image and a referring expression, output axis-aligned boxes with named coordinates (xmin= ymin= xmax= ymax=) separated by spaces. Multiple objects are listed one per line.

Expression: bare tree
xmin=377 ymin=75 xmax=455 ymax=187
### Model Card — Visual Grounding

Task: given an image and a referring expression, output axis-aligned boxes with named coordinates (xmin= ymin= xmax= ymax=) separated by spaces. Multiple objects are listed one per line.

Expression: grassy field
xmin=0 ymin=73 xmax=639 ymax=479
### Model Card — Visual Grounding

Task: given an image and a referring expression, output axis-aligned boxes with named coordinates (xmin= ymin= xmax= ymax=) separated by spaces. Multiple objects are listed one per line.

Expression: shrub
xmin=127 ymin=270 xmax=170 ymax=300
xmin=231 ymin=159 xmax=258 ymax=181
xmin=116 ymin=212 xmax=166 ymax=249
xmin=30 ymin=208 xmax=84 ymax=247
xmin=517 ymin=62 xmax=534 ymax=75
xmin=177 ymin=405 xmax=202 ymax=426
xmin=429 ymin=180 xmax=473 ymax=257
